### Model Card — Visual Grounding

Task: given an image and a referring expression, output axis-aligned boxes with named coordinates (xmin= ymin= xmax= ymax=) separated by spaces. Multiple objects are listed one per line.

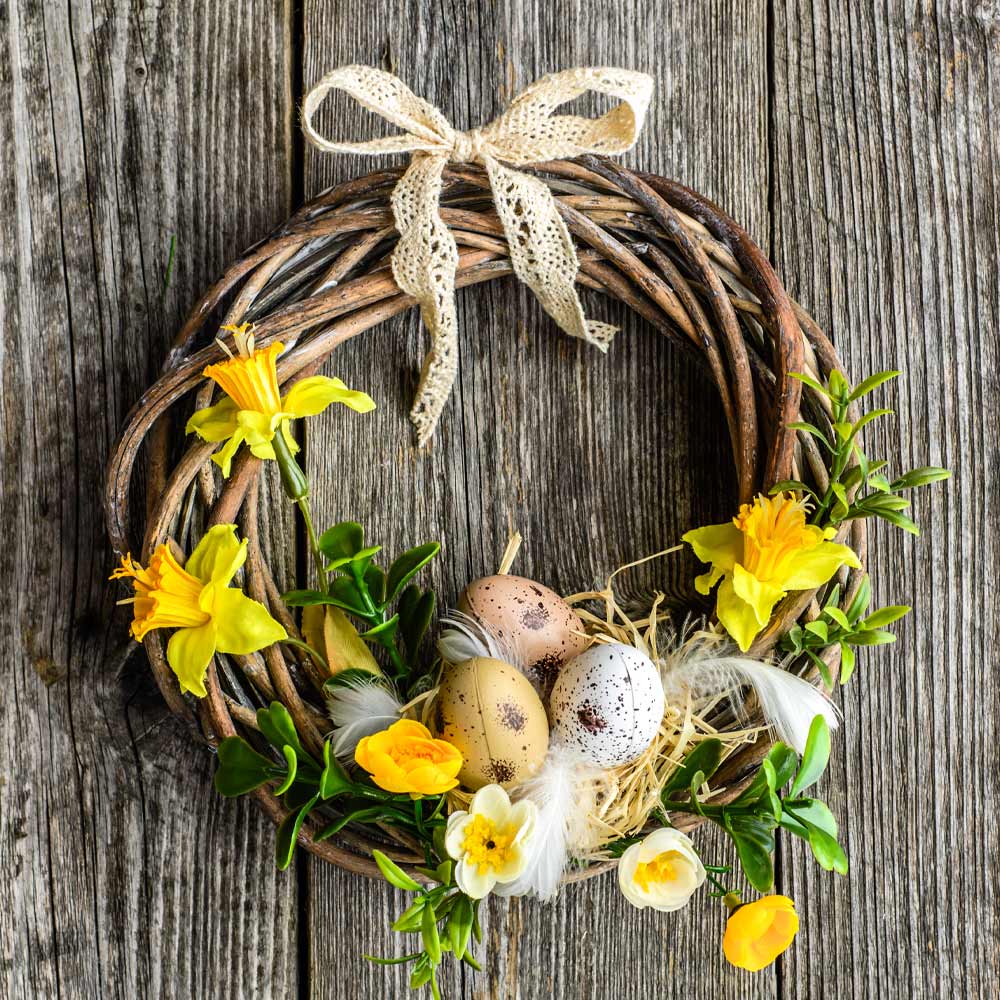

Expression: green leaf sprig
xmin=283 ymin=521 xmax=439 ymax=698
xmin=780 ymin=577 xmax=910 ymax=686
xmin=775 ymin=369 xmax=950 ymax=533
xmin=214 ymin=702 xmax=448 ymax=869
xmin=660 ymin=718 xmax=847 ymax=892
xmin=367 ymin=851 xmax=482 ymax=998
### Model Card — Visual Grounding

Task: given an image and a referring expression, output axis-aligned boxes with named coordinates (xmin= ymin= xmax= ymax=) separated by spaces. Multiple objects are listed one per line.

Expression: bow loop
xmin=301 ymin=65 xmax=654 ymax=443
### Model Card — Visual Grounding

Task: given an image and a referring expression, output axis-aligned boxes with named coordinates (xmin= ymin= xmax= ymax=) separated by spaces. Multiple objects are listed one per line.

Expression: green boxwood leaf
xmin=361 ymin=614 xmax=400 ymax=645
xmin=257 ymin=702 xmax=307 ymax=760
xmin=385 ymin=543 xmax=441 ymax=603
xmin=862 ymin=605 xmax=910 ymax=629
xmin=846 ymin=576 xmax=872 ymax=623
xmin=364 ymin=563 xmax=386 ymax=605
xmin=663 ymin=739 xmax=723 ymax=800
xmin=790 ymin=715 xmax=831 ymax=797
xmin=785 ymin=798 xmax=838 ymax=838
xmin=847 ymin=629 xmax=897 ymax=646
xmin=725 ymin=813 xmax=775 ymax=892
xmin=274 ymin=745 xmax=298 ymax=796
xmin=318 ymin=521 xmax=365 ymax=562
xmin=823 ymin=606 xmax=851 ymax=630
xmin=804 ymin=619 xmax=829 ymax=642
xmin=275 ymin=793 xmax=319 ymax=870
xmin=281 ymin=588 xmax=333 ymax=607
xmin=398 ymin=585 xmax=436 ymax=659
xmin=391 ymin=898 xmax=426 ymax=933
xmin=807 ymin=825 xmax=849 ymax=874
xmin=847 ymin=369 xmax=900 ymax=402
xmin=839 ymin=641 xmax=857 ymax=685
xmin=324 ymin=545 xmax=382 ymax=574
xmin=319 ymin=740 xmax=353 ymax=799
xmin=787 ymin=421 xmax=832 ymax=450
xmin=769 ymin=479 xmax=818 ymax=499
xmin=874 ymin=509 xmax=920 ymax=535
xmin=214 ymin=737 xmax=281 ymax=797
xmin=373 ymin=849 xmax=422 ymax=892
xmin=421 ymin=900 xmax=442 ymax=964
xmin=789 ymin=372 xmax=832 ymax=397
xmin=890 ymin=466 xmax=951 ymax=490
xmin=327 ymin=576 xmax=370 ymax=615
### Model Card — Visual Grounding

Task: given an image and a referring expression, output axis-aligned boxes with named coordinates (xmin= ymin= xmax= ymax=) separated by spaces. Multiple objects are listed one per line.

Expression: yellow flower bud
xmin=723 ymin=894 xmax=799 ymax=971
xmin=354 ymin=719 xmax=462 ymax=796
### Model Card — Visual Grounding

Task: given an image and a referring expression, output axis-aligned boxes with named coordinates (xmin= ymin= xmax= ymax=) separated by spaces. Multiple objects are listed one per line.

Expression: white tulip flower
xmin=617 ymin=827 xmax=706 ymax=912
xmin=445 ymin=784 xmax=538 ymax=899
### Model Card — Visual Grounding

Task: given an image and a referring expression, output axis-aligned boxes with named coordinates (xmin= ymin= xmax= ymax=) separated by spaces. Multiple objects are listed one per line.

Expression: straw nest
xmin=104 ymin=157 xmax=866 ymax=881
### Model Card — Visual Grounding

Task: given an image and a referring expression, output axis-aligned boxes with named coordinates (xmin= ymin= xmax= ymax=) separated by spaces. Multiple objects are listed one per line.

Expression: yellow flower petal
xmin=683 ymin=522 xmax=743 ymax=575
xmin=211 ymin=587 xmax=287 ymax=655
xmin=694 ymin=564 xmax=725 ymax=596
xmin=732 ymin=563 xmax=785 ymax=628
xmin=166 ymin=622 xmax=217 ymax=697
xmin=716 ymin=576 xmax=764 ymax=653
xmin=185 ymin=524 xmax=247 ymax=586
xmin=186 ymin=396 xmax=240 ymax=442
xmin=283 ymin=375 xmax=376 ymax=418
xmin=781 ymin=541 xmax=861 ymax=591
xmin=211 ymin=428 xmax=246 ymax=478
xmin=237 ymin=409 xmax=282 ymax=449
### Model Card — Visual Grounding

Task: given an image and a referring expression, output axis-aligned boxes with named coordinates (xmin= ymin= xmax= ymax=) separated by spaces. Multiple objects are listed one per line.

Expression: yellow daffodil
xmin=723 ymin=894 xmax=799 ymax=971
xmin=444 ymin=784 xmax=538 ymax=899
xmin=111 ymin=524 xmax=286 ymax=698
xmin=354 ymin=719 xmax=463 ymax=796
xmin=617 ymin=828 xmax=706 ymax=912
xmin=683 ymin=492 xmax=861 ymax=651
xmin=186 ymin=323 xmax=375 ymax=477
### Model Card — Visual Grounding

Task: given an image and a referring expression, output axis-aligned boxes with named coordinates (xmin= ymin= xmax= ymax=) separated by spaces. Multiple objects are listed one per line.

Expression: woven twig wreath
xmin=105 ymin=156 xmax=867 ymax=882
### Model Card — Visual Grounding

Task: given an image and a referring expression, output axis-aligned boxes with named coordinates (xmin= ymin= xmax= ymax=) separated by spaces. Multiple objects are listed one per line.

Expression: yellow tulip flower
xmin=723 ymin=894 xmax=799 ymax=971
xmin=186 ymin=323 xmax=375 ymax=477
xmin=683 ymin=492 xmax=861 ymax=651
xmin=111 ymin=524 xmax=286 ymax=698
xmin=354 ymin=719 xmax=462 ymax=796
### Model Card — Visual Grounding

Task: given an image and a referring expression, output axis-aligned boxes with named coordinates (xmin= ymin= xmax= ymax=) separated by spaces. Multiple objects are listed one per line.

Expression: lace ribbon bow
xmin=301 ymin=65 xmax=654 ymax=443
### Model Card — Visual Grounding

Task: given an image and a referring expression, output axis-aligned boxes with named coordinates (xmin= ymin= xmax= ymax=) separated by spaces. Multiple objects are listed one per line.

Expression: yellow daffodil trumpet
xmin=683 ymin=492 xmax=861 ymax=651
xmin=722 ymin=893 xmax=799 ymax=971
xmin=111 ymin=524 xmax=287 ymax=698
xmin=186 ymin=323 xmax=375 ymax=478
xmin=354 ymin=719 xmax=463 ymax=796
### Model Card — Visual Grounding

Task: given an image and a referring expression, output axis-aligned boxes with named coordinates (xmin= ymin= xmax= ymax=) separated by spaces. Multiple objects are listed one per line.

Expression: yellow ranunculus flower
xmin=111 ymin=524 xmax=286 ymax=698
xmin=186 ymin=323 xmax=375 ymax=477
xmin=723 ymin=894 xmax=799 ymax=971
xmin=683 ymin=492 xmax=861 ymax=651
xmin=354 ymin=719 xmax=462 ymax=796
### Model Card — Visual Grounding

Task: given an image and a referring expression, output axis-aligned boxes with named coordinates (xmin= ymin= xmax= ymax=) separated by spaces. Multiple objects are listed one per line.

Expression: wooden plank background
xmin=2 ymin=1 xmax=995 ymax=998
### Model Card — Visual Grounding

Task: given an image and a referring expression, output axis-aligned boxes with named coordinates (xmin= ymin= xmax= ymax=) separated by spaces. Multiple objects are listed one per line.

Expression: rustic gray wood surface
xmin=2 ymin=1 xmax=995 ymax=998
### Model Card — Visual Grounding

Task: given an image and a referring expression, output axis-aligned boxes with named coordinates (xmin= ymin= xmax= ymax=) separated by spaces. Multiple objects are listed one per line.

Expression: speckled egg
xmin=548 ymin=643 xmax=665 ymax=768
xmin=431 ymin=656 xmax=550 ymax=790
xmin=459 ymin=575 xmax=589 ymax=699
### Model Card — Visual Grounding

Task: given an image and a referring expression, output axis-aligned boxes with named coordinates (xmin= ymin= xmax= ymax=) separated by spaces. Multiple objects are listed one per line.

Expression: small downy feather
xmin=495 ymin=744 xmax=599 ymax=901
xmin=661 ymin=636 xmax=839 ymax=755
xmin=326 ymin=675 xmax=404 ymax=757
xmin=436 ymin=610 xmax=521 ymax=667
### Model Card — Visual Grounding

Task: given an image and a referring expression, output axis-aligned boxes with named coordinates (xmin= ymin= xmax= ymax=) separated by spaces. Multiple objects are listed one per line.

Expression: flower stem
xmin=296 ymin=496 xmax=329 ymax=591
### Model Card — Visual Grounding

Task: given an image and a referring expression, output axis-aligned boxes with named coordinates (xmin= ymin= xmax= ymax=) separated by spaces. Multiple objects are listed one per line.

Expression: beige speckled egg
xmin=431 ymin=656 xmax=549 ymax=790
xmin=459 ymin=575 xmax=589 ymax=699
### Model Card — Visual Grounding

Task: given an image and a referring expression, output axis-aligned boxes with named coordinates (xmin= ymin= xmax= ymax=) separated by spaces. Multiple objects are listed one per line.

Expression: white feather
xmin=661 ymin=639 xmax=839 ymax=755
xmin=495 ymin=745 xmax=599 ymax=901
xmin=325 ymin=676 xmax=403 ymax=757
xmin=436 ymin=610 xmax=521 ymax=667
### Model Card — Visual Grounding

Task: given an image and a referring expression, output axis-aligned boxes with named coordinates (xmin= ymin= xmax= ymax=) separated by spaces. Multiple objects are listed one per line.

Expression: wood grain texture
xmin=0 ymin=3 xmax=299 ymax=998
xmin=770 ymin=3 xmax=998 ymax=998
xmin=4 ymin=0 xmax=996 ymax=998
xmin=301 ymin=2 xmax=770 ymax=997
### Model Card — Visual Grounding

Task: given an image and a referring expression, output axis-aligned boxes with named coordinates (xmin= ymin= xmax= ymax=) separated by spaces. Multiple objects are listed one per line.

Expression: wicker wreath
xmin=105 ymin=154 xmax=868 ymax=882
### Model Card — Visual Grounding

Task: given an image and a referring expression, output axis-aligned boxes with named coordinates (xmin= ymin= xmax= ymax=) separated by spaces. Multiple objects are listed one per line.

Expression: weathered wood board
xmin=2 ymin=0 xmax=996 ymax=998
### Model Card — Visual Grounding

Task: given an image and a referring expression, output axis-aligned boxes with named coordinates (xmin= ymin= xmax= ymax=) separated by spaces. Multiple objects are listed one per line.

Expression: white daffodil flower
xmin=617 ymin=827 xmax=706 ymax=912
xmin=444 ymin=785 xmax=538 ymax=899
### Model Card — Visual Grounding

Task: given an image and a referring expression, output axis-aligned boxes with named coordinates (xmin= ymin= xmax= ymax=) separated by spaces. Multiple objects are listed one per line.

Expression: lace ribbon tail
xmin=484 ymin=157 xmax=618 ymax=352
xmin=389 ymin=154 xmax=462 ymax=445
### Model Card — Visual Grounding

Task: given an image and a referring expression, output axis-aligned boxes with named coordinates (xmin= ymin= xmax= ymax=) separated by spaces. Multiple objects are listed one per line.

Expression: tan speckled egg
xmin=459 ymin=575 xmax=589 ymax=699
xmin=431 ymin=657 xmax=550 ymax=790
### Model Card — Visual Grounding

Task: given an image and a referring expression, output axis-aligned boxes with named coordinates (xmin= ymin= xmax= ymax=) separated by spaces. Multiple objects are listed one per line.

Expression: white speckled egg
xmin=548 ymin=643 xmax=665 ymax=767
xmin=459 ymin=575 xmax=589 ymax=699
